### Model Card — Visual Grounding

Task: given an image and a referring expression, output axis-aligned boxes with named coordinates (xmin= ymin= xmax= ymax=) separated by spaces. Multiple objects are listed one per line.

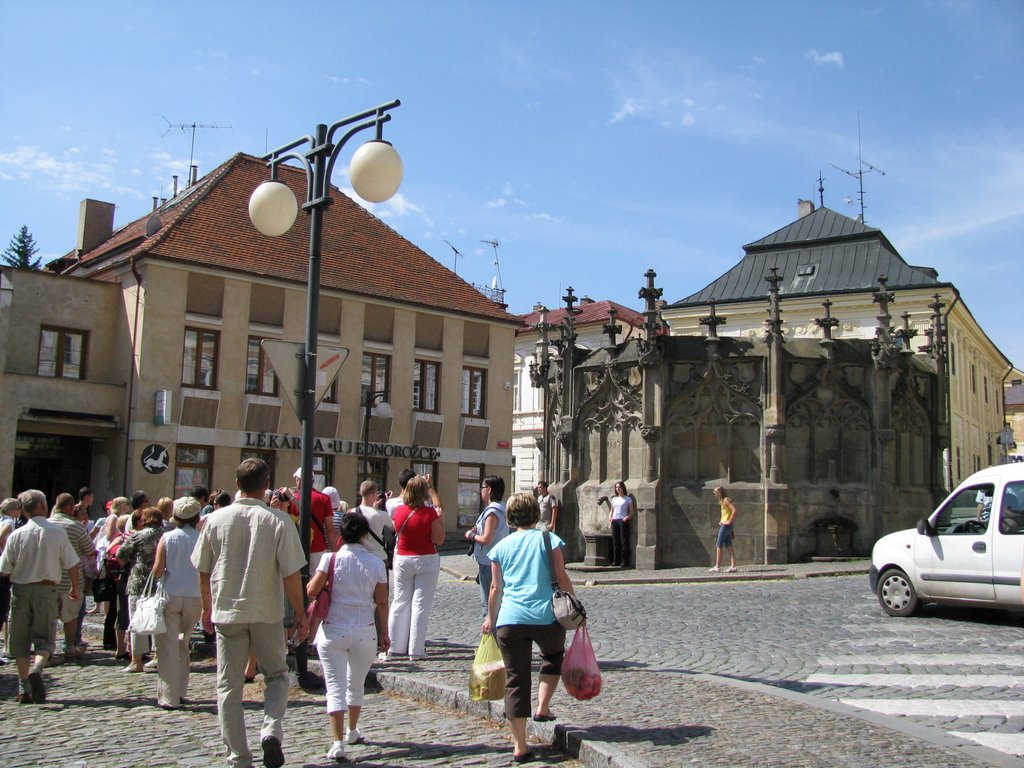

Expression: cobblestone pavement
xmin=427 ymin=553 xmax=1023 ymax=767
xmin=0 ymin=648 xmax=582 ymax=768
xmin=4 ymin=553 xmax=1022 ymax=767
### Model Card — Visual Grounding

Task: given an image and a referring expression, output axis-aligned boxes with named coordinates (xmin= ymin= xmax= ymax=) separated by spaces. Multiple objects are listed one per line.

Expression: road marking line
xmin=806 ymin=673 xmax=1024 ymax=688
xmin=819 ymin=654 xmax=1024 ymax=666
xmin=839 ymin=698 xmax=1023 ymax=717
xmin=949 ymin=731 xmax=1024 ymax=757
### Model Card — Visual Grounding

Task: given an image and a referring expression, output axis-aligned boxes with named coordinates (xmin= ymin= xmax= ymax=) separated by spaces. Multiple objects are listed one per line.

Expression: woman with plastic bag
xmin=482 ymin=492 xmax=580 ymax=763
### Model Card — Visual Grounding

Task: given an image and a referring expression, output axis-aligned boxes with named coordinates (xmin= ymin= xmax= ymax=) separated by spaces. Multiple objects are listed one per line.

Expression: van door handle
xmin=973 ymin=541 xmax=987 ymax=553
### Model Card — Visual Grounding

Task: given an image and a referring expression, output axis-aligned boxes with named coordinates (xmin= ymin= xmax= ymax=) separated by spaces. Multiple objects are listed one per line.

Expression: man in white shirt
xmin=0 ymin=489 xmax=80 ymax=704
xmin=357 ymin=480 xmax=394 ymax=567
xmin=385 ymin=468 xmax=417 ymax=517
xmin=192 ymin=459 xmax=309 ymax=768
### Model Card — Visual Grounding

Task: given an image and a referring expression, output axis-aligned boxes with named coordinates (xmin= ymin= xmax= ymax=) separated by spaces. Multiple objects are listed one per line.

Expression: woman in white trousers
xmin=387 ymin=475 xmax=444 ymax=660
xmin=308 ymin=512 xmax=390 ymax=761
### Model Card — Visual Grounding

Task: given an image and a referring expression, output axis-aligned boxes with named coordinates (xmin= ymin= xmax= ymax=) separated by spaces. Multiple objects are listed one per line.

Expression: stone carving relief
xmin=787 ymin=361 xmax=871 ymax=484
xmin=664 ymin=358 xmax=763 ymax=483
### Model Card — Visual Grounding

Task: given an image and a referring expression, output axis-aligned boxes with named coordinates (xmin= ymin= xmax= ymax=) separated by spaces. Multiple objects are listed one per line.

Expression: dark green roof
xmin=672 ymin=207 xmax=946 ymax=307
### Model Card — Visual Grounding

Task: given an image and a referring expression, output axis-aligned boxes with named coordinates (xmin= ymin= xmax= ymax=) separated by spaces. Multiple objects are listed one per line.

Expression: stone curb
xmin=441 ymin=565 xmax=870 ymax=587
xmin=370 ymin=666 xmax=1019 ymax=768
xmin=370 ymin=668 xmax=641 ymax=767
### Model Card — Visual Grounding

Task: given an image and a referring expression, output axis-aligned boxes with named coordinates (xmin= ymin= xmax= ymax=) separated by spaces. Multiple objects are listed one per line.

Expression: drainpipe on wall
xmin=122 ymin=254 xmax=143 ymax=495
xmin=942 ymin=289 xmax=961 ymax=490
xmin=1001 ymin=362 xmax=1015 ymax=463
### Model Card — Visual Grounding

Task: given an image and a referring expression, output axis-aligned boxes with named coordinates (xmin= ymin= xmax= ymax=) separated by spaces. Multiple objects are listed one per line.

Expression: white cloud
xmin=611 ymin=99 xmax=639 ymax=123
xmin=347 ymin=190 xmax=433 ymax=228
xmin=0 ymin=145 xmax=143 ymax=197
xmin=485 ymin=198 xmax=508 ymax=209
xmin=807 ymin=49 xmax=844 ymax=68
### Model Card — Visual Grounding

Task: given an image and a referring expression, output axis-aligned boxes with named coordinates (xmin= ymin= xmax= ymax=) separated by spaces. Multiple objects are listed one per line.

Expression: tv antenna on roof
xmin=480 ymin=239 xmax=504 ymax=291
xmin=470 ymin=239 xmax=506 ymax=305
xmin=160 ymin=117 xmax=232 ymax=182
xmin=444 ymin=240 xmax=463 ymax=275
xmin=829 ymin=112 xmax=884 ymax=224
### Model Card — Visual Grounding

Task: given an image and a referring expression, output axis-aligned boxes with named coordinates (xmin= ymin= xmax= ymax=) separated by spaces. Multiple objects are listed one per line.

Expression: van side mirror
xmin=916 ymin=519 xmax=937 ymax=537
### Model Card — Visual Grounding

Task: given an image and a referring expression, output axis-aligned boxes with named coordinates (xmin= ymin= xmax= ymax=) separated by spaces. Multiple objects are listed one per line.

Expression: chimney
xmin=152 ymin=196 xmax=159 ymax=211
xmin=77 ymin=199 xmax=116 ymax=255
xmin=797 ymin=199 xmax=815 ymax=219
xmin=189 ymin=164 xmax=199 ymax=186
xmin=172 ymin=175 xmax=179 ymax=197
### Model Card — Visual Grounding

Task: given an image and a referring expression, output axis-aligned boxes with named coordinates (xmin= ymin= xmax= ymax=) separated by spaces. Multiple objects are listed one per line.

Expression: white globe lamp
xmin=349 ymin=140 xmax=403 ymax=203
xmin=248 ymin=180 xmax=298 ymax=237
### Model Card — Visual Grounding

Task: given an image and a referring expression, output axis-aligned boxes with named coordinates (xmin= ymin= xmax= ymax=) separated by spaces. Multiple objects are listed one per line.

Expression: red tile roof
xmin=66 ymin=153 xmax=518 ymax=325
xmin=518 ymin=300 xmax=645 ymax=334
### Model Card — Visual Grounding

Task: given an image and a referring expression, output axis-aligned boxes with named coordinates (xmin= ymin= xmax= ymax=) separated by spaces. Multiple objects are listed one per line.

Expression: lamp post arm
xmin=325 ymin=99 xmax=400 ymax=139
xmin=324 ymin=114 xmax=394 ymax=191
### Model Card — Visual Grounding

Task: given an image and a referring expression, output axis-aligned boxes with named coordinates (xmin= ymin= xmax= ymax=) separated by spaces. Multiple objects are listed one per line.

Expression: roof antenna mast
xmin=160 ymin=117 xmax=232 ymax=181
xmin=444 ymin=240 xmax=463 ymax=275
xmin=480 ymin=239 xmax=504 ymax=292
xmin=829 ymin=111 xmax=885 ymax=224
xmin=470 ymin=239 xmax=506 ymax=306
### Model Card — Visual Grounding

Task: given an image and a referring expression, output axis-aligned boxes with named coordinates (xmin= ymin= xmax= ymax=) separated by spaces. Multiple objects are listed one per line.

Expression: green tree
xmin=3 ymin=225 xmax=42 ymax=270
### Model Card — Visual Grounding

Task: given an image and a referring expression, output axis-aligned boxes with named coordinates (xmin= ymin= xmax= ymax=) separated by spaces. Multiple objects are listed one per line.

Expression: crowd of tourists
xmin=0 ymin=462 xmax=581 ymax=766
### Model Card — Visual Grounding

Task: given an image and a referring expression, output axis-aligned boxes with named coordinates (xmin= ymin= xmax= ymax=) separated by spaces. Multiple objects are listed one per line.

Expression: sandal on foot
xmin=532 ymin=712 xmax=556 ymax=722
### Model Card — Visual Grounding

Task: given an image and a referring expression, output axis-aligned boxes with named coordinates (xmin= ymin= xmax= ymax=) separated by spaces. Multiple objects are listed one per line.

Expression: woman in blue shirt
xmin=483 ymin=492 xmax=580 ymax=764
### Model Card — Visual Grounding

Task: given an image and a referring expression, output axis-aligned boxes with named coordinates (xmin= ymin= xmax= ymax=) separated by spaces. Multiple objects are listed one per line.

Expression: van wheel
xmin=877 ymin=568 xmax=919 ymax=617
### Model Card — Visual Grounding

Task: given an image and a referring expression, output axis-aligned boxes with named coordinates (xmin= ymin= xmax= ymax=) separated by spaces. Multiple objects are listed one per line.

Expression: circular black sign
xmin=141 ymin=444 xmax=169 ymax=474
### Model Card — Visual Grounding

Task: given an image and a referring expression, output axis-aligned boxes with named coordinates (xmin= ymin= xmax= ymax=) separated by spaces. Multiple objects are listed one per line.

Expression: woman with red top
xmin=386 ymin=475 xmax=444 ymax=660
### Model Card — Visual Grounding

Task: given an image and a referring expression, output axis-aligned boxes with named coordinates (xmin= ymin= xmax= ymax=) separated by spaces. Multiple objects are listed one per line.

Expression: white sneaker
xmin=144 ymin=658 xmax=158 ymax=672
xmin=346 ymin=727 xmax=363 ymax=744
xmin=327 ymin=741 xmax=345 ymax=760
xmin=707 ymin=566 xmax=720 ymax=573
xmin=376 ymin=651 xmax=389 ymax=662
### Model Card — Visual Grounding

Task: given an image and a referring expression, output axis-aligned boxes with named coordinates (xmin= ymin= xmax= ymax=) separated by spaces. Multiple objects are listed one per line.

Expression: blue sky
xmin=2 ymin=2 xmax=1022 ymax=365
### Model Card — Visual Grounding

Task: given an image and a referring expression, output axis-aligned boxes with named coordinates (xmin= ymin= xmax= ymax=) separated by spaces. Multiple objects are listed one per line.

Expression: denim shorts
xmin=716 ymin=523 xmax=734 ymax=548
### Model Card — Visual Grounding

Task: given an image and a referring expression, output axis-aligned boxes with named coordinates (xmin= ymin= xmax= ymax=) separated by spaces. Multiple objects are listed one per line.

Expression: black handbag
xmin=92 ymin=577 xmax=116 ymax=603
xmin=543 ymin=531 xmax=586 ymax=629
xmin=368 ymin=527 xmax=395 ymax=570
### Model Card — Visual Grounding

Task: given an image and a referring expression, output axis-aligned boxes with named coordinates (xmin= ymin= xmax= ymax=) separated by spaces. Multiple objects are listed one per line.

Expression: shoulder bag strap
xmin=326 ymin=551 xmax=336 ymax=591
xmin=542 ymin=530 xmax=559 ymax=591
xmin=394 ymin=508 xmax=414 ymax=541
xmin=142 ymin=567 xmax=158 ymax=597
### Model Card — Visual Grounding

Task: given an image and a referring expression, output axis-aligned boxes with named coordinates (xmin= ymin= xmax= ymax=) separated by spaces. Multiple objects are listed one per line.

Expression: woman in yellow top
xmin=708 ymin=486 xmax=737 ymax=574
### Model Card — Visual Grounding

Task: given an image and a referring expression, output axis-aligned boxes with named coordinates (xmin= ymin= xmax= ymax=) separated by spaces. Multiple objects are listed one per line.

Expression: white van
xmin=870 ymin=462 xmax=1024 ymax=616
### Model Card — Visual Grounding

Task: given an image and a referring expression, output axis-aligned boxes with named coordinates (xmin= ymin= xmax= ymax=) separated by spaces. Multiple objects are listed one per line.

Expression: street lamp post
xmin=248 ymin=101 xmax=402 ymax=688
xmin=360 ymin=389 xmax=391 ymax=499
xmin=249 ymin=100 xmax=402 ymax=566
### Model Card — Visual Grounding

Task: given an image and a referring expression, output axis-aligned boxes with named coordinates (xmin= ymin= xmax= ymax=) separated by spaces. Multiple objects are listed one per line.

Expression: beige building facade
xmin=1 ymin=154 xmax=518 ymax=530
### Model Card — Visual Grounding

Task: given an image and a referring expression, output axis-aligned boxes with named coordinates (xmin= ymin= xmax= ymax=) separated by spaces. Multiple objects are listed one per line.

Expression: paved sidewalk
xmin=2 ymin=554 xmax=1016 ymax=767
